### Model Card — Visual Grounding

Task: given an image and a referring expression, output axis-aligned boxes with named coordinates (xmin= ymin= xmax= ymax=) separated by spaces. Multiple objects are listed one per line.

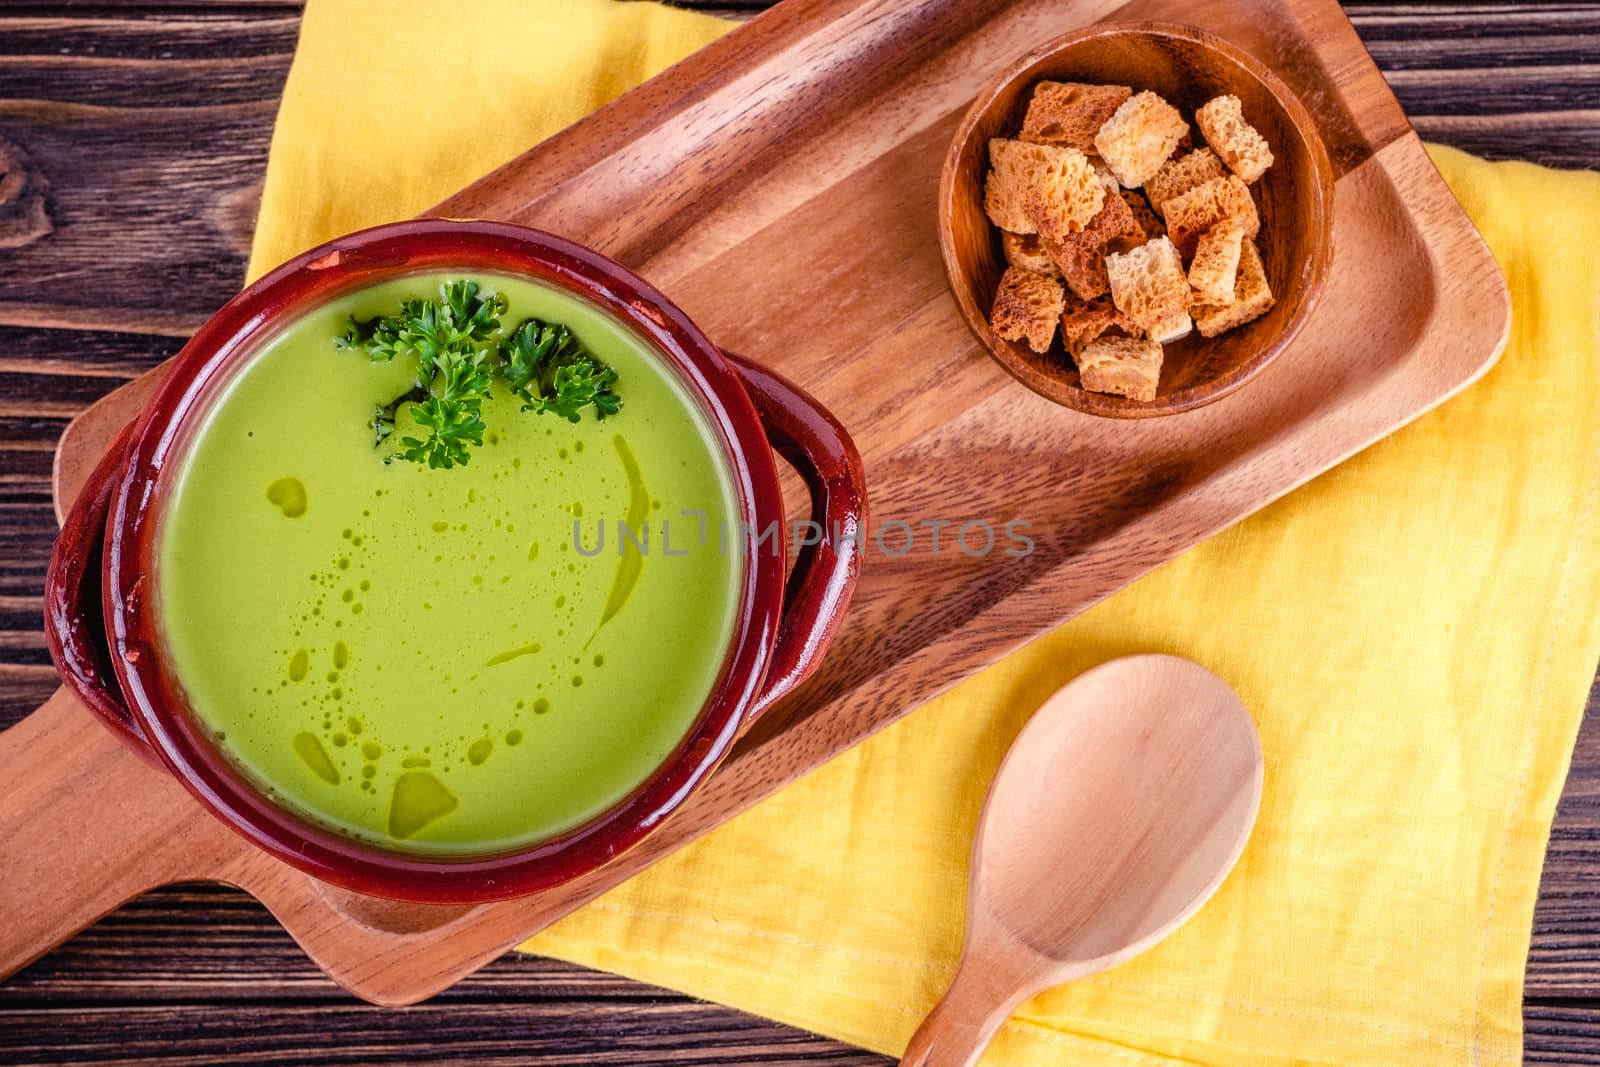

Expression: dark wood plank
xmin=0 ymin=2 xmax=304 ymax=11
xmin=0 ymin=888 xmax=893 ymax=1065
xmin=0 ymin=1 xmax=1597 ymax=1063
xmin=0 ymin=11 xmax=298 ymax=334
xmin=1530 ymin=679 xmax=1600 ymax=1006
xmin=1527 ymin=999 xmax=1600 ymax=1065
xmin=1346 ymin=2 xmax=1600 ymax=169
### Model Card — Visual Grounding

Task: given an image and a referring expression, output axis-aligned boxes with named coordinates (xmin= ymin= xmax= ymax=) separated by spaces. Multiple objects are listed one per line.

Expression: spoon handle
xmin=900 ymin=956 xmax=1033 ymax=1067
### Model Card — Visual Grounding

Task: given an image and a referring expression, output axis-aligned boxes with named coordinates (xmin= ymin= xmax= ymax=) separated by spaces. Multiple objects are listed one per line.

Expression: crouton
xmin=1077 ymin=336 xmax=1164 ymax=402
xmin=1060 ymin=291 xmax=1138 ymax=356
xmin=1002 ymin=231 xmax=1060 ymax=277
xmin=1093 ymin=91 xmax=1188 ymax=188
xmin=1163 ymin=174 xmax=1260 ymax=259
xmin=1145 ymin=148 xmax=1227 ymax=217
xmin=1120 ymin=190 xmax=1165 ymax=240
xmin=1149 ymin=307 xmax=1193 ymax=344
xmin=1105 ymin=236 xmax=1189 ymax=332
xmin=985 ymin=139 xmax=1044 ymax=233
xmin=991 ymin=267 xmax=1066 ymax=353
xmin=1090 ymin=156 xmax=1121 ymax=192
xmin=1195 ymin=94 xmax=1274 ymax=183
xmin=985 ymin=78 xmax=1284 ymax=375
xmin=1193 ymin=239 xmax=1274 ymax=337
xmin=1045 ymin=190 xmax=1146 ymax=300
xmin=1187 ymin=217 xmax=1247 ymax=304
xmin=1022 ymin=151 xmax=1106 ymax=242
xmin=985 ymin=139 xmax=1103 ymax=236
xmin=1020 ymin=81 xmax=1132 ymax=152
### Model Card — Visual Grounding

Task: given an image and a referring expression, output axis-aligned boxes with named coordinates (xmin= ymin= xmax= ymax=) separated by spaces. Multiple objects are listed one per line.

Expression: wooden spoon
xmin=900 ymin=654 xmax=1263 ymax=1066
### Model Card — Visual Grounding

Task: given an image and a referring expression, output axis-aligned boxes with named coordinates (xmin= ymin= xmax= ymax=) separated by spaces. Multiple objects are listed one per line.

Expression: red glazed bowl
xmin=44 ymin=220 xmax=866 ymax=904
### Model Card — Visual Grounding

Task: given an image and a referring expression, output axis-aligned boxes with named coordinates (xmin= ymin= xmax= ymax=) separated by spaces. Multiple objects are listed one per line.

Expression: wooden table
xmin=1 ymin=2 xmax=1597 ymax=1062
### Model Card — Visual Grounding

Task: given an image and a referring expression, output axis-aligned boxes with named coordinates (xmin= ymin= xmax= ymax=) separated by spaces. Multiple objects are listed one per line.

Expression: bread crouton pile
xmin=985 ymin=82 xmax=1277 ymax=402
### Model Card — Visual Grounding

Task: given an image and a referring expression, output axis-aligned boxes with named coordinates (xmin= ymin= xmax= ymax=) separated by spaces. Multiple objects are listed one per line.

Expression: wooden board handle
xmin=0 ymin=687 xmax=237 ymax=980
xmin=725 ymin=353 xmax=867 ymax=721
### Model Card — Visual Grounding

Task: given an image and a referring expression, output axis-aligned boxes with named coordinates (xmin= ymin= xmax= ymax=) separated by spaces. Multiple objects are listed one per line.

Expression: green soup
xmin=157 ymin=272 xmax=744 ymax=854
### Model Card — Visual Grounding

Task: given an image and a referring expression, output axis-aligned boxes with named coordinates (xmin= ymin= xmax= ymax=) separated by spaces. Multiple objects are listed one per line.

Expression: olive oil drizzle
xmin=593 ymin=435 xmax=648 ymax=642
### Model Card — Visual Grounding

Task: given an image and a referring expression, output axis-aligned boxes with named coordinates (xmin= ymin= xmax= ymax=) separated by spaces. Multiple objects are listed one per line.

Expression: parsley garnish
xmin=503 ymin=319 xmax=623 ymax=422
xmin=335 ymin=279 xmax=621 ymax=469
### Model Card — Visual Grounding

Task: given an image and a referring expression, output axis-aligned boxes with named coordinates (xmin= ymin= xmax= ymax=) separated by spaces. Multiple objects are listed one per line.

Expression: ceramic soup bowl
xmin=45 ymin=220 xmax=866 ymax=903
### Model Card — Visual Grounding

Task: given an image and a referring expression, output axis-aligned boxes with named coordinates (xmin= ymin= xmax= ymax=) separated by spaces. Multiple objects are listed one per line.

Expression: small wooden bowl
xmin=939 ymin=22 xmax=1335 ymax=417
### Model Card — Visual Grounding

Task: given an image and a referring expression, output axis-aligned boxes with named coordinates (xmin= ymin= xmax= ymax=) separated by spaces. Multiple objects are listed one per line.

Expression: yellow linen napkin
xmin=248 ymin=0 xmax=732 ymax=271
xmin=251 ymin=3 xmax=1600 ymax=1063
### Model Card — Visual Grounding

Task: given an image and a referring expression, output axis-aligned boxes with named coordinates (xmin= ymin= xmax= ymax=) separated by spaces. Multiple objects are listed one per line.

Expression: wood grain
xmin=0 ymin=10 xmax=298 ymax=334
xmin=2 ymin=0 xmax=1509 ymax=1012
xmin=0 ymin=1 xmax=1596 ymax=1063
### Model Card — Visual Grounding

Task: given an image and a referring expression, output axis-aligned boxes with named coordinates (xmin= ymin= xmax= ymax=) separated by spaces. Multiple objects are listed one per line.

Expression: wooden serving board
xmin=0 ymin=0 xmax=1508 ymax=1006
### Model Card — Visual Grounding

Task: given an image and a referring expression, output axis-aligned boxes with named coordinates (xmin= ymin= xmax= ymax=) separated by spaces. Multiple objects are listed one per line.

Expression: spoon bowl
xmin=902 ymin=654 xmax=1263 ymax=1066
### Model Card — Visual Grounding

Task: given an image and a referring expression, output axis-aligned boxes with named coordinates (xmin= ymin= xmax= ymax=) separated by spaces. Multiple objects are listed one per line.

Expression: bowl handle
xmin=723 ymin=353 xmax=867 ymax=722
xmin=43 ymin=421 xmax=163 ymax=768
